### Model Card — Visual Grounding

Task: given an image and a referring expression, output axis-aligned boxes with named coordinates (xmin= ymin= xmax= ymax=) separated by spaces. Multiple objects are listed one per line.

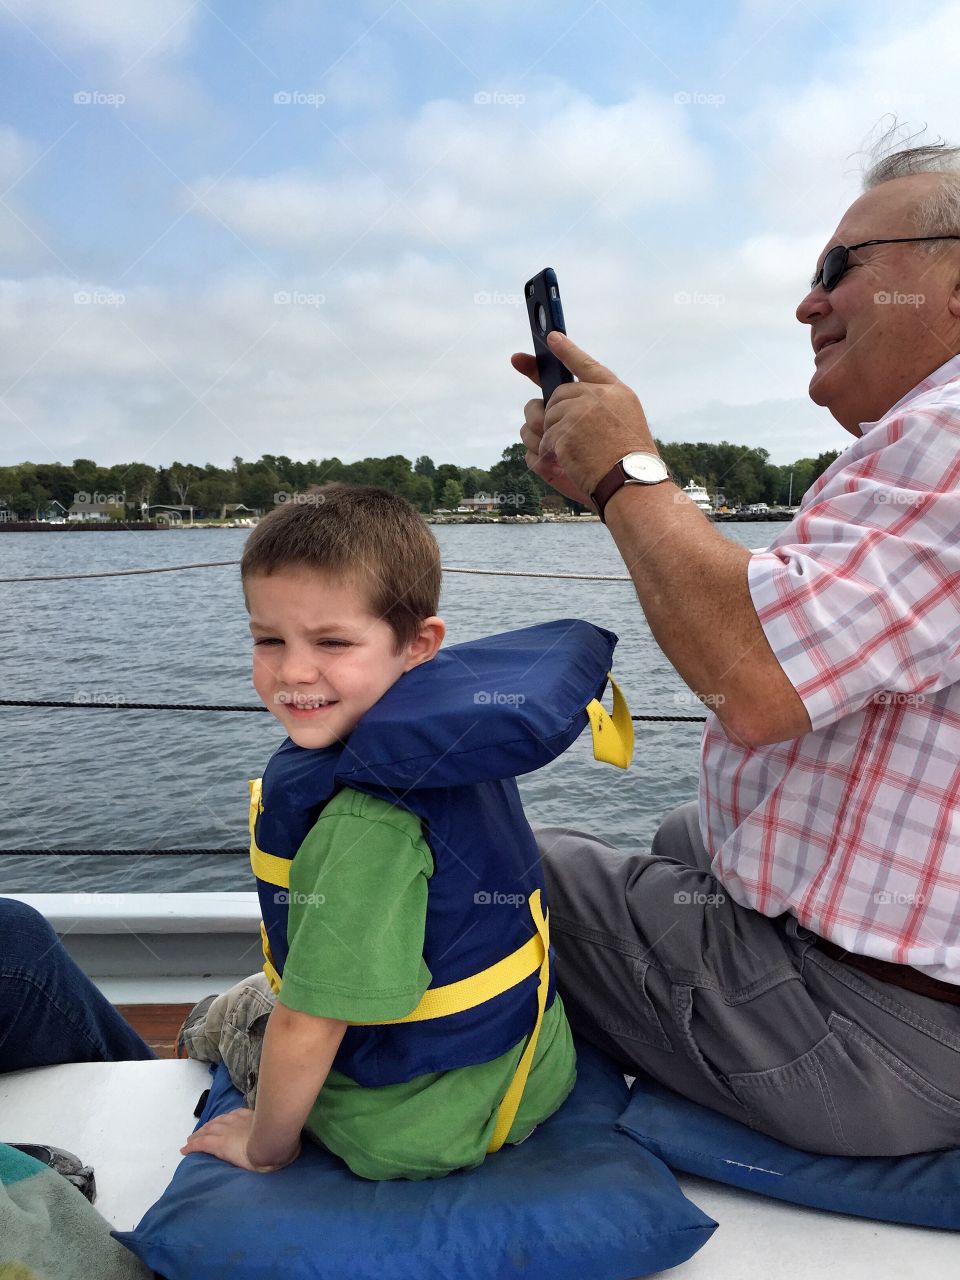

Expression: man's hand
xmin=512 ymin=332 xmax=661 ymax=506
xmin=181 ymin=1106 xmax=300 ymax=1173
xmin=510 ymin=352 xmax=590 ymax=504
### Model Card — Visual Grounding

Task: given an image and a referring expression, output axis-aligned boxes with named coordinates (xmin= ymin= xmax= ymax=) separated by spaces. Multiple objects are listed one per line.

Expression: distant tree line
xmin=656 ymin=441 xmax=840 ymax=509
xmin=0 ymin=441 xmax=841 ymax=520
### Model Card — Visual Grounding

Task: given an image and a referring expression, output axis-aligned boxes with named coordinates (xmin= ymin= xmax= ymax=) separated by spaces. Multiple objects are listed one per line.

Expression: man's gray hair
xmin=863 ymin=140 xmax=960 ymax=242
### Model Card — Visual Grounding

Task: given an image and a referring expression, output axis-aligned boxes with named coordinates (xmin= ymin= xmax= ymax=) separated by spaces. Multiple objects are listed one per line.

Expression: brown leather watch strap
xmin=590 ymin=460 xmax=629 ymax=524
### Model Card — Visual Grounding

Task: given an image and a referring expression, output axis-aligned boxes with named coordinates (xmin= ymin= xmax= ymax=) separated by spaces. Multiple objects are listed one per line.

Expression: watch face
xmin=621 ymin=452 xmax=669 ymax=483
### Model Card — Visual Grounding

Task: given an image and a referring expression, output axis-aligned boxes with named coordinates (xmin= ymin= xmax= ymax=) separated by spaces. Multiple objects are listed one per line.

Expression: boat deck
xmin=118 ymin=1003 xmax=192 ymax=1058
xmin=4 ymin=893 xmax=955 ymax=1274
xmin=1 ymin=1057 xmax=954 ymax=1275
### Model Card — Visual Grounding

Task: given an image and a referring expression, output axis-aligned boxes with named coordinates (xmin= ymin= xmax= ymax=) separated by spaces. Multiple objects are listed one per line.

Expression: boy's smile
xmin=246 ymin=567 xmax=444 ymax=749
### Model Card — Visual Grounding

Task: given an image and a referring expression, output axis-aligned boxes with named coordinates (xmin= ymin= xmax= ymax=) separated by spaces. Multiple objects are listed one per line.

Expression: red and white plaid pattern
xmin=700 ymin=355 xmax=960 ymax=984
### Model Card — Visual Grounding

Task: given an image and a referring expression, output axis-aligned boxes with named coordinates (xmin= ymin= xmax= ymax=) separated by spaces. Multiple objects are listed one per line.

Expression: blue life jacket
xmin=248 ymin=619 xmax=632 ymax=1099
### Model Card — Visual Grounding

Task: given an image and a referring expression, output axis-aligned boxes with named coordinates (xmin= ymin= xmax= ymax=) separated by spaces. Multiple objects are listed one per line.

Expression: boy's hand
xmin=181 ymin=1107 xmax=301 ymax=1173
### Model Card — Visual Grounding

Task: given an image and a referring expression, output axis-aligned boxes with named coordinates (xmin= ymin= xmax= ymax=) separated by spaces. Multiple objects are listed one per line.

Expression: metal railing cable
xmin=0 ymin=697 xmax=707 ymax=721
xmin=0 ymin=847 xmax=248 ymax=856
xmin=0 ymin=560 xmax=634 ymax=584
xmin=0 ymin=556 xmax=711 ymax=858
xmin=0 ymin=696 xmax=707 ymax=856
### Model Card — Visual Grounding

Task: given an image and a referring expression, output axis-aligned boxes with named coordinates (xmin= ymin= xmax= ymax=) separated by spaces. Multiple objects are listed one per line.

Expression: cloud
xmin=738 ymin=4 xmax=960 ymax=237
xmin=0 ymin=124 xmax=37 ymax=181
xmin=1 ymin=0 xmax=199 ymax=66
xmin=3 ymin=4 xmax=960 ymax=471
xmin=0 ymin=126 xmax=51 ymax=266
xmin=656 ymin=397 xmax=842 ymax=467
xmin=191 ymin=86 xmax=714 ymax=257
xmin=0 ymin=232 xmax=829 ymax=473
xmin=0 ymin=1 xmax=212 ymax=123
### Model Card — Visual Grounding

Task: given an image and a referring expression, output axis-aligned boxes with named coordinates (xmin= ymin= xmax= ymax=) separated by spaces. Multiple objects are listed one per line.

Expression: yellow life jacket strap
xmin=248 ymin=781 xmax=285 ymax=994
xmin=259 ymin=920 xmax=282 ymax=995
xmin=487 ymin=888 xmax=551 ymax=1153
xmin=248 ymin=777 xmax=548 ymax=1024
xmin=585 ymin=672 xmax=634 ymax=770
xmin=249 ymin=773 xmax=551 ymax=1148
xmin=366 ymin=901 xmax=546 ymax=1025
xmin=248 ymin=778 xmax=293 ymax=890
xmin=251 ymin=846 xmax=292 ymax=890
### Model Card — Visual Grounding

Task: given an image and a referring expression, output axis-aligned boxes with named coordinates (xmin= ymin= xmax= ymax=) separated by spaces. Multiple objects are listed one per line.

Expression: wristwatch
xmin=590 ymin=452 xmax=671 ymax=523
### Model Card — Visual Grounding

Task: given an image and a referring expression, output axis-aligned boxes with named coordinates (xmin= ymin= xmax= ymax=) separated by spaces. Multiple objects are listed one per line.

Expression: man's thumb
xmin=546 ymin=331 xmax=617 ymax=384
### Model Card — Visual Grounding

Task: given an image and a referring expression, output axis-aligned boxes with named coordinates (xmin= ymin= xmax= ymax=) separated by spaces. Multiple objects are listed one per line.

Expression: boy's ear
xmin=404 ymin=616 xmax=445 ymax=670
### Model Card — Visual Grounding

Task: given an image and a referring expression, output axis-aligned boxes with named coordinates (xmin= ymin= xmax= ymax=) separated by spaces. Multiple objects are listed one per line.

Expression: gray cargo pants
xmin=535 ymin=800 xmax=960 ymax=1157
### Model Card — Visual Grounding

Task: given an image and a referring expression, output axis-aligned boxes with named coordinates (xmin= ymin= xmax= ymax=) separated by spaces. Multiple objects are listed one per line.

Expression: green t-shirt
xmin=279 ymin=786 xmax=577 ymax=1181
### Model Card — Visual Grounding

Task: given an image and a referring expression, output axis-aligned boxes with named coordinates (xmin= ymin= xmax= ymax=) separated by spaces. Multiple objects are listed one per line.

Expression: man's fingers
xmin=523 ymin=396 xmax=546 ymax=426
xmin=519 ymin=422 xmax=541 ymax=453
xmin=546 ymin=331 xmax=617 ymax=384
xmin=510 ymin=352 xmax=541 ymax=388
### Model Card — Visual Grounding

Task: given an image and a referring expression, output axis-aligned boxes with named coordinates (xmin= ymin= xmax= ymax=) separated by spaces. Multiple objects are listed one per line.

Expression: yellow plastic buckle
xmin=585 ymin=672 xmax=634 ymax=769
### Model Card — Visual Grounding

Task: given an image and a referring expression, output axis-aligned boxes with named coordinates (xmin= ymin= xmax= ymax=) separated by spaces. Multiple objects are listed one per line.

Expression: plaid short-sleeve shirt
xmin=700 ymin=354 xmax=960 ymax=984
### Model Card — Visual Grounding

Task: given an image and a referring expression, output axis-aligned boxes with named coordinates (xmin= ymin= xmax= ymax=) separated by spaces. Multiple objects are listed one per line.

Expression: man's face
xmin=796 ymin=174 xmax=960 ymax=436
xmin=246 ymin=567 xmax=443 ymax=750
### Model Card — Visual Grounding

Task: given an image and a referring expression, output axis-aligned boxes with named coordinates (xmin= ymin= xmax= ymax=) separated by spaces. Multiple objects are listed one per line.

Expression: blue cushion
xmin=617 ymin=1073 xmax=960 ymax=1230
xmin=116 ymin=1042 xmax=715 ymax=1280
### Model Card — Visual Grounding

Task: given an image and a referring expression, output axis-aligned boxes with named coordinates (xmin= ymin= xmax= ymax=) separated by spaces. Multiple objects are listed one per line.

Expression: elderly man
xmin=515 ymin=142 xmax=960 ymax=1157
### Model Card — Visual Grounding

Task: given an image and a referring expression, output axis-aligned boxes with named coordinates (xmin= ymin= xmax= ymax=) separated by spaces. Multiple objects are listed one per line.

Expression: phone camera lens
xmin=536 ymin=303 xmax=547 ymax=334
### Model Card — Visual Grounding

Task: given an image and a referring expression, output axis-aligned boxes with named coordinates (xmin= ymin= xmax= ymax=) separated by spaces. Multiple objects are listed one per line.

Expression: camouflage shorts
xmin=178 ymin=972 xmax=275 ymax=1108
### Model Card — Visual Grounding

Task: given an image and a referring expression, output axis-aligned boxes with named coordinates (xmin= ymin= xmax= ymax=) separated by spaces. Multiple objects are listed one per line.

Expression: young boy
xmin=181 ymin=483 xmax=580 ymax=1180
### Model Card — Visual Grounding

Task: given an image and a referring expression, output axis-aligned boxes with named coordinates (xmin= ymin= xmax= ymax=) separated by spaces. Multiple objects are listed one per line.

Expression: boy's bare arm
xmin=247 ymin=1003 xmax=348 ymax=1166
xmin=182 ymin=1001 xmax=347 ymax=1172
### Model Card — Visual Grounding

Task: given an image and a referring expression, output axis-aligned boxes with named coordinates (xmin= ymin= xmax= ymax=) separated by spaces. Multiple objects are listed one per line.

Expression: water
xmin=0 ymin=522 xmax=772 ymax=892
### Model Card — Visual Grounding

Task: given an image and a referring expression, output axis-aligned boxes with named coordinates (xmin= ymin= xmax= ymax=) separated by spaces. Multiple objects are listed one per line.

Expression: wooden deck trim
xmin=116 ymin=1003 xmax=193 ymax=1059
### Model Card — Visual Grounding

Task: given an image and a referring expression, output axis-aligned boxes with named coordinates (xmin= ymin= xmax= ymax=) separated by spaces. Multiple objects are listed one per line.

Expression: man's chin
xmin=808 ymin=367 xmax=832 ymax=407
xmin=808 ymin=375 xmax=862 ymax=436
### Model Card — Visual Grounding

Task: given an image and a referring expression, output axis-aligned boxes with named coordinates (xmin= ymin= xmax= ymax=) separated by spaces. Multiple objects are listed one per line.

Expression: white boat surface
xmin=0 ymin=890 xmax=954 ymax=1275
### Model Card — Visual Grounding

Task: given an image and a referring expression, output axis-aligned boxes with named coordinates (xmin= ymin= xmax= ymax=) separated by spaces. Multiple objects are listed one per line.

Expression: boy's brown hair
xmin=240 ymin=483 xmax=441 ymax=652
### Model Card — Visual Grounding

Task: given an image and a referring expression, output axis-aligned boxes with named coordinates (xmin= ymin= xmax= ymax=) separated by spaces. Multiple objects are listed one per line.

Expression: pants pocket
xmin=551 ymin=923 xmax=673 ymax=1052
xmin=825 ymin=1012 xmax=960 ymax=1155
xmin=585 ymin=951 xmax=673 ymax=1052
xmin=728 ymin=1030 xmax=856 ymax=1155
xmin=729 ymin=1014 xmax=960 ymax=1156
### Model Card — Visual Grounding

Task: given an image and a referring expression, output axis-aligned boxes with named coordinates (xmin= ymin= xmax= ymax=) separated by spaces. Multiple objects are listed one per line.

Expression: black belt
xmin=814 ymin=937 xmax=960 ymax=1007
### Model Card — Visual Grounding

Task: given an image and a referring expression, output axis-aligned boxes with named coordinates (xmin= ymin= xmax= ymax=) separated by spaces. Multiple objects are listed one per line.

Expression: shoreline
xmin=0 ymin=511 xmax=797 ymax=532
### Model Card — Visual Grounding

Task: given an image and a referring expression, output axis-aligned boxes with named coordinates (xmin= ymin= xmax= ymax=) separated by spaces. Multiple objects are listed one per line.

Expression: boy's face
xmin=246 ymin=567 xmax=444 ymax=750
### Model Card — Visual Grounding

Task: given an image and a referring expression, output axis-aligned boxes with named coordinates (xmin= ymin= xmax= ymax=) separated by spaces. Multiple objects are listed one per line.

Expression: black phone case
xmin=524 ymin=267 xmax=574 ymax=405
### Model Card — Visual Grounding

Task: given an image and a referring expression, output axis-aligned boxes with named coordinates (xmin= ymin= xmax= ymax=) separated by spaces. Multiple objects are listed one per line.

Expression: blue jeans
xmin=0 ymin=898 xmax=154 ymax=1071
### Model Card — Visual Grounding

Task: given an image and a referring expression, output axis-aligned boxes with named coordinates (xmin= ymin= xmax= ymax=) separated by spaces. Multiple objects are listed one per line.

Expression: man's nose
xmin=796 ymin=284 xmax=830 ymax=325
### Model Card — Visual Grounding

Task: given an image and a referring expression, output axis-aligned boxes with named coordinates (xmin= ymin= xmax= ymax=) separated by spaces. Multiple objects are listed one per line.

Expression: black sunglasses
xmin=811 ymin=235 xmax=960 ymax=292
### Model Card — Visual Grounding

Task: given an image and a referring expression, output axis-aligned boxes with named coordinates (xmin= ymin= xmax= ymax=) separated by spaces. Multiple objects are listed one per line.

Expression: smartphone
xmin=524 ymin=267 xmax=574 ymax=405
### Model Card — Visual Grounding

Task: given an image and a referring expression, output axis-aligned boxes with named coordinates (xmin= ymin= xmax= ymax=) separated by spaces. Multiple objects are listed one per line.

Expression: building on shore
xmin=456 ymin=495 xmax=501 ymax=513
xmin=68 ymin=498 xmax=117 ymax=522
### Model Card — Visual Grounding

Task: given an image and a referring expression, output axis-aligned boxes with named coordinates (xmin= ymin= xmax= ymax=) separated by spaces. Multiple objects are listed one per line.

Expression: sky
xmin=1 ymin=0 xmax=959 ymax=471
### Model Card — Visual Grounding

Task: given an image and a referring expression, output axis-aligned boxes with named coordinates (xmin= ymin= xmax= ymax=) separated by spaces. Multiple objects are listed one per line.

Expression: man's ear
xmin=404 ymin=617 xmax=445 ymax=670
xmin=945 ymin=252 xmax=960 ymax=320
